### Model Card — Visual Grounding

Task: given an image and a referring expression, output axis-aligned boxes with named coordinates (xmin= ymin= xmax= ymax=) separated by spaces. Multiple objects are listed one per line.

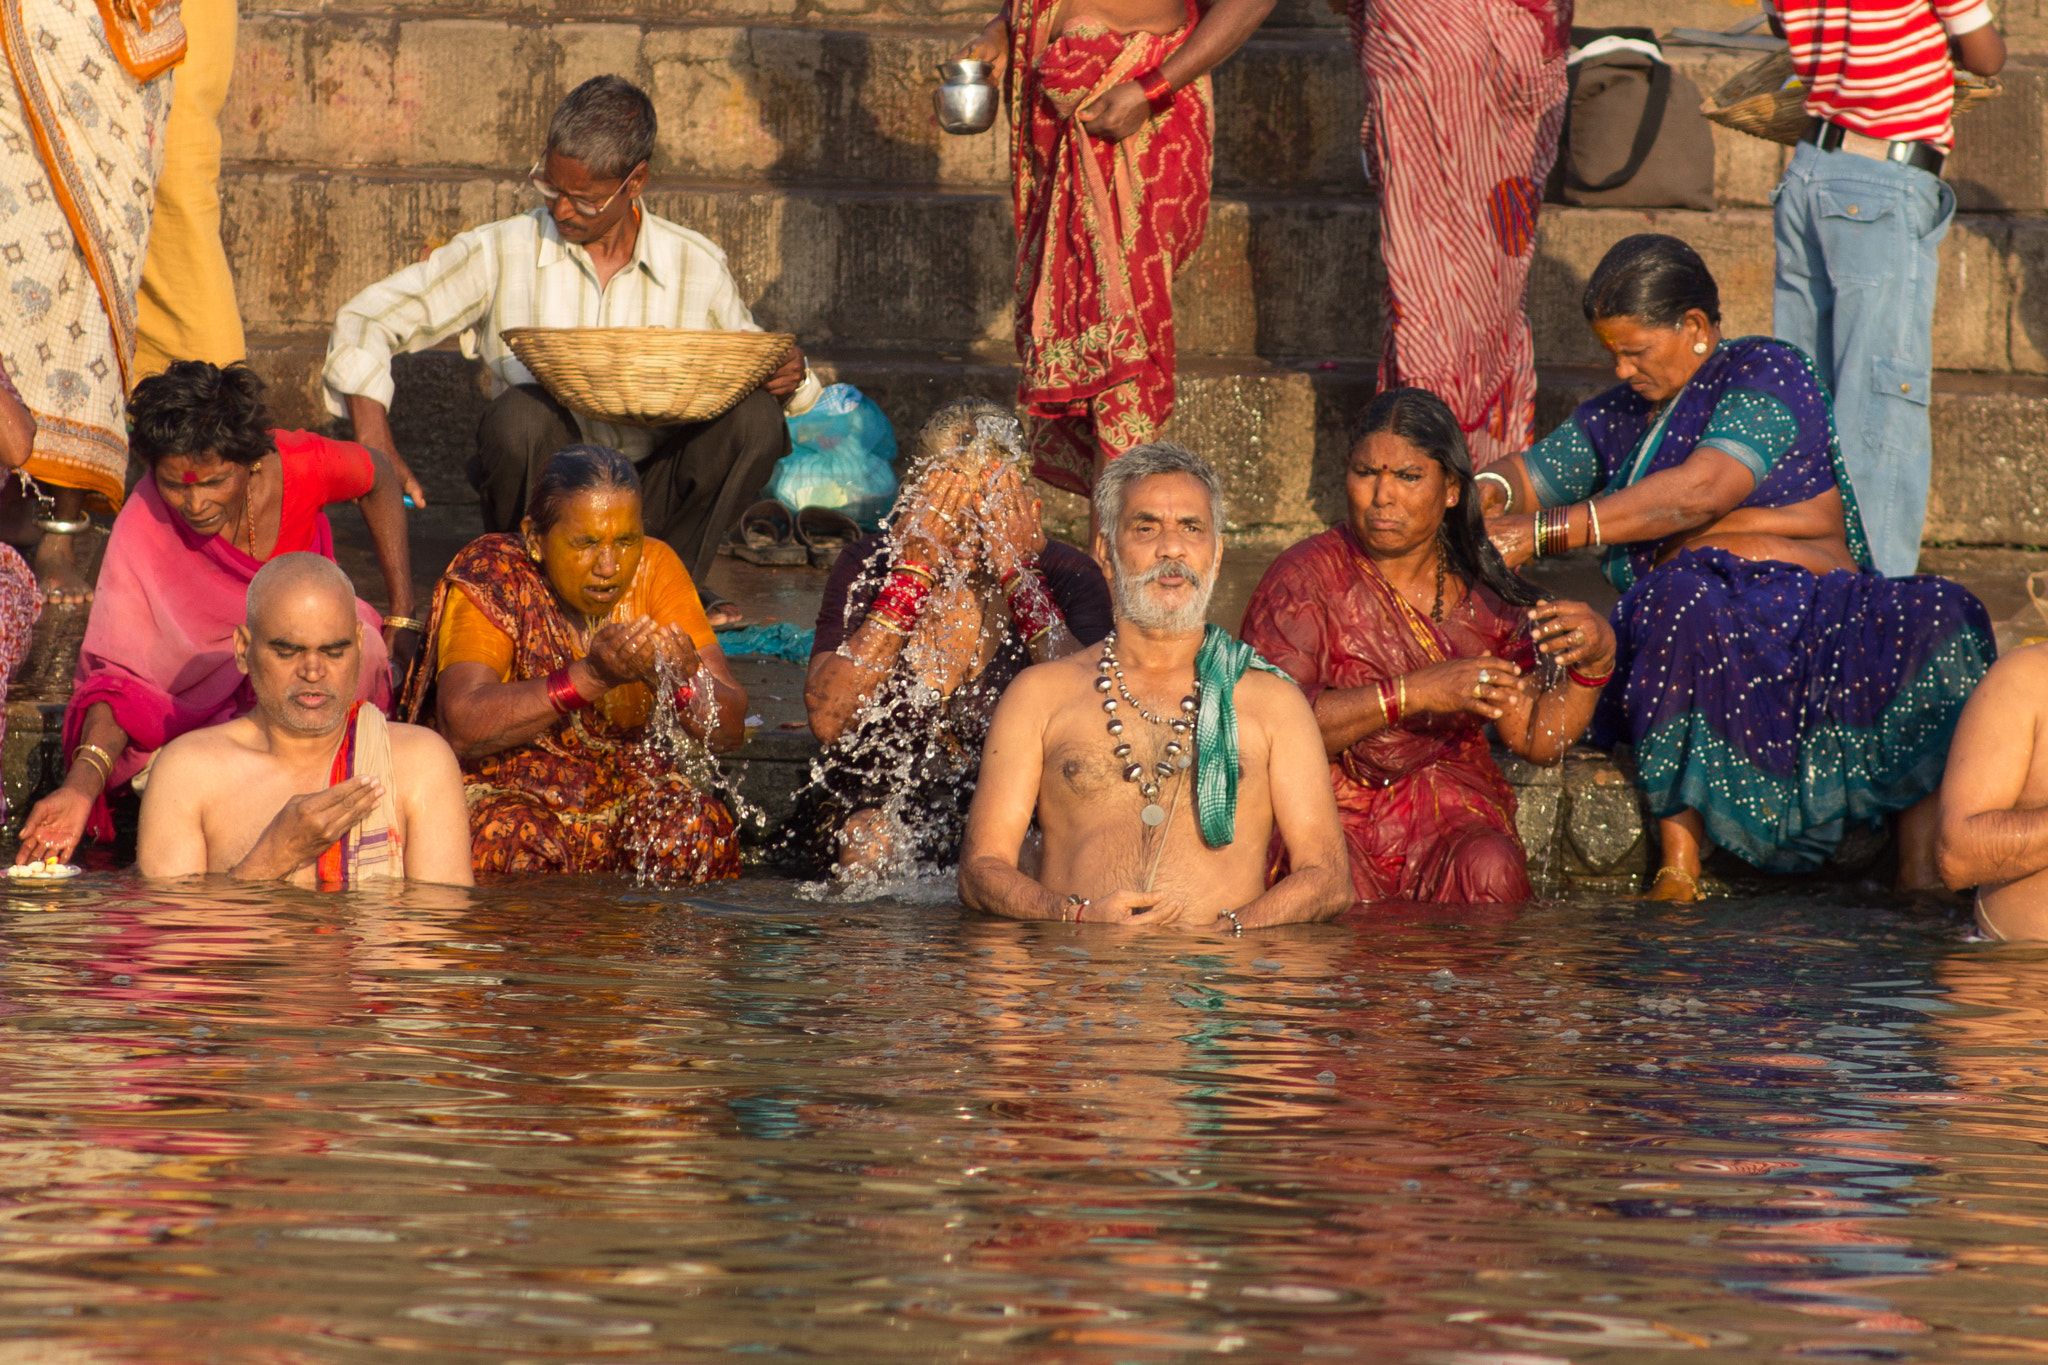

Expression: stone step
xmin=224 ymin=13 xmax=2048 ymax=210
xmin=241 ymin=331 xmax=2048 ymax=548
xmin=221 ymin=0 xmax=2048 ymax=49
xmin=227 ymin=14 xmax=1365 ymax=194
xmin=219 ymin=168 xmax=2048 ymax=374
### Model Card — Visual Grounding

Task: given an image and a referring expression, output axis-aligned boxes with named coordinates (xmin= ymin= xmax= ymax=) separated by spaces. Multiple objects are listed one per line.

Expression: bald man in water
xmin=137 ymin=553 xmax=474 ymax=886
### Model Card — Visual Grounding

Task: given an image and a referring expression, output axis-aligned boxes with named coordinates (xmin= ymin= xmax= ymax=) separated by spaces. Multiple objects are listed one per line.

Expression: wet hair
xmin=1093 ymin=441 xmax=1226 ymax=539
xmin=127 ymin=361 xmax=277 ymax=468
xmin=1581 ymin=233 xmax=1721 ymax=329
xmin=525 ymin=444 xmax=641 ymax=534
xmin=1350 ymin=388 xmax=1546 ymax=609
xmin=904 ymin=397 xmax=1021 ymax=486
xmin=545 ymin=75 xmax=656 ymax=182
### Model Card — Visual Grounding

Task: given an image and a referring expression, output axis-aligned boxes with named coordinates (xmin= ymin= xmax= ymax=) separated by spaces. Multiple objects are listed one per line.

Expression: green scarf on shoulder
xmin=1193 ymin=624 xmax=1291 ymax=849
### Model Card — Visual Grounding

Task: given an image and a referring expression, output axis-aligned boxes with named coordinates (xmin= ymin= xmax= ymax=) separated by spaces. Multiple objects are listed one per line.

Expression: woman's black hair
xmin=526 ymin=444 xmax=641 ymax=534
xmin=127 ymin=361 xmax=277 ymax=468
xmin=1581 ymin=232 xmax=1721 ymax=329
xmin=1350 ymin=387 xmax=1547 ymax=610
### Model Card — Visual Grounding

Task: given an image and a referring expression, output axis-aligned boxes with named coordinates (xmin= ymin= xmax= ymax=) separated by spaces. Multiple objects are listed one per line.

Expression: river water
xmin=0 ymin=876 xmax=2044 ymax=1362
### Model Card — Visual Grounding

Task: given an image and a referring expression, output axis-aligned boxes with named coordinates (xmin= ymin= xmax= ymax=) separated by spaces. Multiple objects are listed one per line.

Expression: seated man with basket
xmin=323 ymin=75 xmax=820 ymax=628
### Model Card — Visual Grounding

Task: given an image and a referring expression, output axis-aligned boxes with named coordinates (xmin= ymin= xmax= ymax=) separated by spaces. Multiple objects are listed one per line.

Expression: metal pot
xmin=934 ymin=59 xmax=997 ymax=135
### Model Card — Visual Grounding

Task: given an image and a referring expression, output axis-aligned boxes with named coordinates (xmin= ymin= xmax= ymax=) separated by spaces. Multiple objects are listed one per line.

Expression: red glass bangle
xmin=1568 ymin=666 xmax=1615 ymax=689
xmin=546 ymin=666 xmax=593 ymax=714
xmin=673 ymin=680 xmax=697 ymax=711
xmin=1377 ymin=679 xmax=1400 ymax=727
xmin=1135 ymin=66 xmax=1174 ymax=115
xmin=868 ymin=568 xmax=932 ymax=632
xmin=1007 ymin=572 xmax=1065 ymax=642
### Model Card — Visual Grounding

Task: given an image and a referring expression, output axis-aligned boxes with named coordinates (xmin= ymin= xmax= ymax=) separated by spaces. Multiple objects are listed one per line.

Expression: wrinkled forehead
xmin=1116 ymin=472 xmax=1216 ymax=526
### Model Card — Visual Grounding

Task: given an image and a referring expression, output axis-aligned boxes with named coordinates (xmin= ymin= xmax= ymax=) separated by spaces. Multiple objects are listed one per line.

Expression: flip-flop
xmin=725 ymin=500 xmax=808 ymax=567
xmin=795 ymin=507 xmax=864 ymax=570
xmin=699 ymin=589 xmax=747 ymax=631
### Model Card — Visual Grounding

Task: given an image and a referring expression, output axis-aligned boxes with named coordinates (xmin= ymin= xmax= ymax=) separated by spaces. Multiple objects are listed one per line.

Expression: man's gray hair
xmin=546 ymin=75 xmax=656 ymax=182
xmin=1092 ymin=441 xmax=1226 ymax=538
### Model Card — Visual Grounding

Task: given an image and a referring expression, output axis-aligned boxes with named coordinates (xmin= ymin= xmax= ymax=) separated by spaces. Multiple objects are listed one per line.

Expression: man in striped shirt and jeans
xmin=1769 ymin=0 xmax=2004 ymax=577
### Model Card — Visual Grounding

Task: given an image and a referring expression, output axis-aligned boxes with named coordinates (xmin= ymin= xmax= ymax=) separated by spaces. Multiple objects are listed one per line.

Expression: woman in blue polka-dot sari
xmin=1474 ymin=234 xmax=1994 ymax=900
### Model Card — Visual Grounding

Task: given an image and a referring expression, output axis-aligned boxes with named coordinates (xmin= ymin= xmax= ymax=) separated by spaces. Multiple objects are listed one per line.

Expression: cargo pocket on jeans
xmin=1871 ymin=356 xmax=1929 ymax=407
xmin=1815 ymin=186 xmax=1900 ymax=285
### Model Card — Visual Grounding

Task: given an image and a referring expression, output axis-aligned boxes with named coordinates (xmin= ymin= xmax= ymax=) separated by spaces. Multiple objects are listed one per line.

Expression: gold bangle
xmin=383 ymin=615 xmax=426 ymax=634
xmin=1397 ymin=675 xmax=1407 ymax=717
xmin=72 ymin=743 xmax=112 ymax=781
xmin=1585 ymin=499 xmax=1603 ymax=549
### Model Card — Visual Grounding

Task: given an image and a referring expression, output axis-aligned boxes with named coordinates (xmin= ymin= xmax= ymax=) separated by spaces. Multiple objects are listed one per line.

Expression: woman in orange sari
xmin=403 ymin=445 xmax=748 ymax=882
xmin=1241 ymin=388 xmax=1612 ymax=903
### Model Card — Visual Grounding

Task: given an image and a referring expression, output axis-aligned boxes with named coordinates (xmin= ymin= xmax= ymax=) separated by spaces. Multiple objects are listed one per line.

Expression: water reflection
xmin=0 ymin=880 xmax=2039 ymax=1358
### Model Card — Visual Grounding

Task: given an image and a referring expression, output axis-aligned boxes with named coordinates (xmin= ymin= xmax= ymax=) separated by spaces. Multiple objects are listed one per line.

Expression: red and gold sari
xmin=401 ymin=535 xmax=740 ymax=884
xmin=1010 ymin=0 xmax=1212 ymax=494
xmin=1241 ymin=525 xmax=1536 ymax=904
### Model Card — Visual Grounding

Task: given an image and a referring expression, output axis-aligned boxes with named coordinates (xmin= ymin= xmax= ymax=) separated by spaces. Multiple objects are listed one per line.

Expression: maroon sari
xmin=1240 ymin=526 xmax=1535 ymax=904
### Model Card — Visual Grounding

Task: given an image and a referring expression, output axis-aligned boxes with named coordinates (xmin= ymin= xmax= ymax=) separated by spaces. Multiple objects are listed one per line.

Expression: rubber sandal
xmin=727 ymin=500 xmax=808 ymax=567
xmin=795 ymin=507 xmax=863 ymax=570
xmin=700 ymin=589 xmax=747 ymax=631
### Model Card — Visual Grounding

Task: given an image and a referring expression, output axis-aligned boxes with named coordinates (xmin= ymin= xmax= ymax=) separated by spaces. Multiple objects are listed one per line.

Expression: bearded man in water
xmin=137 ymin=554 xmax=474 ymax=886
xmin=958 ymin=443 xmax=1350 ymax=929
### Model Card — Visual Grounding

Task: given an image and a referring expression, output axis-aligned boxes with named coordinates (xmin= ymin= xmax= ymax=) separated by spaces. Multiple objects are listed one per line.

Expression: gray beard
xmin=1111 ymin=557 xmax=1216 ymax=635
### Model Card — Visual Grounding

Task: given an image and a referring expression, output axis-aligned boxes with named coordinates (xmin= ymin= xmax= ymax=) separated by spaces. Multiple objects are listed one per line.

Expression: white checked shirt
xmin=323 ymin=207 xmax=820 ymax=461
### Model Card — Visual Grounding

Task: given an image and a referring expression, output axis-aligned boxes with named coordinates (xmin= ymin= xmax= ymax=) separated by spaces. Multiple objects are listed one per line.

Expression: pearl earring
xmin=1693 ymin=341 xmax=1708 ymax=355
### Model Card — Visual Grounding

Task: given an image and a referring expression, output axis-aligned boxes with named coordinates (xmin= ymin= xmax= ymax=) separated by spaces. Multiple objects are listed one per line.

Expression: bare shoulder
xmin=152 ymin=717 xmax=257 ymax=774
xmin=1005 ymin=646 xmax=1102 ymax=709
xmin=1970 ymin=643 xmax=2048 ymax=712
xmin=1237 ymin=667 xmax=1313 ymax=723
xmin=387 ymin=721 xmax=464 ymax=782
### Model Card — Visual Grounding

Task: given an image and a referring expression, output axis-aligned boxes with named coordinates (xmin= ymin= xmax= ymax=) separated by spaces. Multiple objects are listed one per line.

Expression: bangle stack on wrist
xmin=71 ymin=742 xmax=113 ymax=785
xmin=546 ymin=666 xmax=593 ymax=715
xmin=1568 ymin=664 xmax=1615 ymax=689
xmin=1376 ymin=678 xmax=1402 ymax=728
xmin=869 ymin=560 xmax=934 ymax=634
xmin=1002 ymin=559 xmax=1066 ymax=644
xmin=384 ymin=615 xmax=426 ymax=635
xmin=1533 ymin=504 xmax=1572 ymax=559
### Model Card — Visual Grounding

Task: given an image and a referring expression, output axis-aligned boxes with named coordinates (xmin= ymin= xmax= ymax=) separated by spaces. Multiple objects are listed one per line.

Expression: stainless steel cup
xmin=934 ymin=59 xmax=997 ymax=135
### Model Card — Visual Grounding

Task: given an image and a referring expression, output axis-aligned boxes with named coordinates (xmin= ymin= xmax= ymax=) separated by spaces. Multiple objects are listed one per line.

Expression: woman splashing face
xmin=403 ymin=445 xmax=752 ymax=884
xmin=1239 ymin=388 xmax=1615 ymax=906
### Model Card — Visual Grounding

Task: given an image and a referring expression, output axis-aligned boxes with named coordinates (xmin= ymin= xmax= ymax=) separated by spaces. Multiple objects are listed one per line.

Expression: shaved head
xmin=237 ymin=553 xmax=363 ymax=736
xmin=246 ymin=553 xmax=356 ymax=632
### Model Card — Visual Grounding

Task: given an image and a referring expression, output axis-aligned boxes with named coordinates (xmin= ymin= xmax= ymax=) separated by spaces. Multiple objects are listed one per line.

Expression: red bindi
xmin=180 ymin=470 xmax=200 ymax=484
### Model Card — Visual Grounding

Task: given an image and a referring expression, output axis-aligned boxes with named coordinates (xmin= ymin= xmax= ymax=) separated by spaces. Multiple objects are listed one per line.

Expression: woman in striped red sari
xmin=1351 ymin=0 xmax=1572 ymax=467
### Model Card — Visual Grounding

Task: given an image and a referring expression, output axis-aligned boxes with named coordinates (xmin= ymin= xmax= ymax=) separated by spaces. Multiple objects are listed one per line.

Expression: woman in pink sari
xmin=13 ymin=362 xmax=412 ymax=863
xmin=1241 ymin=388 xmax=1612 ymax=904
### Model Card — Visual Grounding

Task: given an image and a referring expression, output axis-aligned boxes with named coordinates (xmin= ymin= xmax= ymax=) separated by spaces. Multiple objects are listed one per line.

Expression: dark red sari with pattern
xmin=1010 ymin=0 xmax=1213 ymax=494
xmin=1241 ymin=526 xmax=1536 ymax=904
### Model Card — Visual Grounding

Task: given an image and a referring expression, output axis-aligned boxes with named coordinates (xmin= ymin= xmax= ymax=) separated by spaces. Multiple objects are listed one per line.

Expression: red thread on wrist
xmin=547 ymin=666 xmax=592 ymax=714
xmin=1136 ymin=66 xmax=1174 ymax=115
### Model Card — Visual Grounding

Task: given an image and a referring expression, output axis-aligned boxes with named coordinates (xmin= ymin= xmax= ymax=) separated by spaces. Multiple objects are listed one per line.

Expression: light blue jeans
xmin=1773 ymin=139 xmax=1955 ymax=577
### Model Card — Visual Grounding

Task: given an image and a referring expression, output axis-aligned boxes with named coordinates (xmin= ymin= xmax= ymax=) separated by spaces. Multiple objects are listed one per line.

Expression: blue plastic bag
xmin=765 ymin=384 xmax=899 ymax=530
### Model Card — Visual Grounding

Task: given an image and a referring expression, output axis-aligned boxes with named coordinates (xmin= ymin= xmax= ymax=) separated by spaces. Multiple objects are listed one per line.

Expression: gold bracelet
xmin=72 ymin=743 xmax=112 ymax=781
xmin=383 ymin=615 xmax=426 ymax=634
xmin=1585 ymin=499 xmax=1603 ymax=549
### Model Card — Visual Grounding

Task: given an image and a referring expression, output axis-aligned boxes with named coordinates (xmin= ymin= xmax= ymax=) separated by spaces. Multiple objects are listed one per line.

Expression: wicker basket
xmin=1702 ymin=48 xmax=2000 ymax=147
xmin=502 ymin=327 xmax=796 ymax=428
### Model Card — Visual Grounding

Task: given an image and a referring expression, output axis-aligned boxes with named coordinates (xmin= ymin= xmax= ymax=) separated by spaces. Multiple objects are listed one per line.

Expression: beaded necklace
xmin=1095 ymin=631 xmax=1197 ymax=827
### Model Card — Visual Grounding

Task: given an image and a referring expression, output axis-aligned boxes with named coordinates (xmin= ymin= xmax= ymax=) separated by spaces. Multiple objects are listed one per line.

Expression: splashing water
xmin=790 ymin=411 xmax=1047 ymax=900
xmin=619 ymin=650 xmax=763 ymax=887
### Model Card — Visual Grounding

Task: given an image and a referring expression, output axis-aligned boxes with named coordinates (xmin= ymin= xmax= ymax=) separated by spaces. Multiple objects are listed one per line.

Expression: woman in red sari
xmin=1240 ymin=388 xmax=1614 ymax=904
xmin=13 ymin=361 xmax=409 ymax=865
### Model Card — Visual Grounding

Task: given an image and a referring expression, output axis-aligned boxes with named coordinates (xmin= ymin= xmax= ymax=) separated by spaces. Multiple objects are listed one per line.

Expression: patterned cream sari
xmin=0 ymin=0 xmax=175 ymax=508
